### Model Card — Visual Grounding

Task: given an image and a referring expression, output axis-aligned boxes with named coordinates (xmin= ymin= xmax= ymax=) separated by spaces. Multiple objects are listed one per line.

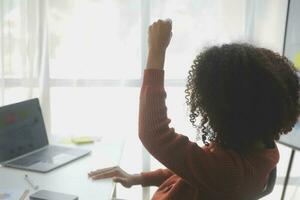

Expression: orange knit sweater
xmin=138 ymin=69 xmax=279 ymax=200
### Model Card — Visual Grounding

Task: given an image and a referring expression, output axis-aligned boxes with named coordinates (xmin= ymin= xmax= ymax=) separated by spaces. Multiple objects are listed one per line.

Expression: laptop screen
xmin=0 ymin=98 xmax=48 ymax=163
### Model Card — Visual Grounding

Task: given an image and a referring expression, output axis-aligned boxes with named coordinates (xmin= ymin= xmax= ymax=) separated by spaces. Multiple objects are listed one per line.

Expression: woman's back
xmin=139 ymin=69 xmax=279 ymax=199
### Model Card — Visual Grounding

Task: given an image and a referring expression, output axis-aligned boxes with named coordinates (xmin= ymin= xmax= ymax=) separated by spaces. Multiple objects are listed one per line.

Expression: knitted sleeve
xmin=140 ymin=168 xmax=174 ymax=187
xmin=138 ymin=69 xmax=241 ymax=192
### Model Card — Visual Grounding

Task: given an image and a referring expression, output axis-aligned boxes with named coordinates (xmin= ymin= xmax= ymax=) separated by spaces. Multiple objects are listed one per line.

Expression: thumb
xmin=113 ymin=177 xmax=132 ymax=188
xmin=112 ymin=177 xmax=123 ymax=183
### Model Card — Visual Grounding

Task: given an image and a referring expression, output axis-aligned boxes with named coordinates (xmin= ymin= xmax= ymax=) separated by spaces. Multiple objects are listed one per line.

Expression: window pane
xmin=48 ymin=0 xmax=141 ymax=79
xmin=150 ymin=0 xmax=247 ymax=79
xmin=250 ymin=0 xmax=288 ymax=53
xmin=165 ymin=87 xmax=196 ymax=140
xmin=150 ymin=0 xmax=287 ymax=79
xmin=50 ymin=87 xmax=139 ymax=136
xmin=1 ymin=87 xmax=39 ymax=105
xmin=1 ymin=0 xmax=40 ymax=78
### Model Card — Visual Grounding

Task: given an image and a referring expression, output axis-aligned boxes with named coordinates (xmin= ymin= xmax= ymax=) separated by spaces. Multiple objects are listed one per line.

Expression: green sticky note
xmin=293 ymin=53 xmax=300 ymax=69
xmin=71 ymin=136 xmax=94 ymax=144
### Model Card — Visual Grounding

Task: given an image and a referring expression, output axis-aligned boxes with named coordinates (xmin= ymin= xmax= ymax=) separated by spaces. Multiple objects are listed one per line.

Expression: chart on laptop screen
xmin=0 ymin=99 xmax=48 ymax=162
xmin=279 ymin=0 xmax=300 ymax=150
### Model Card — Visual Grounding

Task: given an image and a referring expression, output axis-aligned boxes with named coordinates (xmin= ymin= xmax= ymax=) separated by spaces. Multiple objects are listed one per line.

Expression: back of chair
xmin=256 ymin=167 xmax=277 ymax=199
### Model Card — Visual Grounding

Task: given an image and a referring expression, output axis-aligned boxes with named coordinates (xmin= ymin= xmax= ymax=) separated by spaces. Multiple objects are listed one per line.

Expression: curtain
xmin=0 ymin=0 xmax=51 ymax=132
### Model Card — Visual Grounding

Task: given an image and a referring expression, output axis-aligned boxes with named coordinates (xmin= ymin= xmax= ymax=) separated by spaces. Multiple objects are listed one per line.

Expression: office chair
xmin=256 ymin=167 xmax=277 ymax=199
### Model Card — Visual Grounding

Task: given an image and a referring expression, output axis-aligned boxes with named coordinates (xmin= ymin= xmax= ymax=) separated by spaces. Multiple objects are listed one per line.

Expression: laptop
xmin=0 ymin=98 xmax=90 ymax=173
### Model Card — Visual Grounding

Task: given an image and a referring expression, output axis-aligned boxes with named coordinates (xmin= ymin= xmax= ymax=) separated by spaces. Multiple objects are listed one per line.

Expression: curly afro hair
xmin=185 ymin=43 xmax=300 ymax=153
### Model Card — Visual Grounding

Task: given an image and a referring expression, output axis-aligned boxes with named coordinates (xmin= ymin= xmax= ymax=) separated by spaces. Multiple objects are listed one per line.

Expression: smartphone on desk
xmin=29 ymin=190 xmax=78 ymax=200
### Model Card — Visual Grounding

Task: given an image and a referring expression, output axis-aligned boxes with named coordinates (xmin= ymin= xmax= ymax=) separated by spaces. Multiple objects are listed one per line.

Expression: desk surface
xmin=0 ymin=137 xmax=124 ymax=200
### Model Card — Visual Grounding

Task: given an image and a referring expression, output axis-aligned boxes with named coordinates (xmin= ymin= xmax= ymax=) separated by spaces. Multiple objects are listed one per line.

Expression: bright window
xmin=0 ymin=0 xmax=292 ymax=199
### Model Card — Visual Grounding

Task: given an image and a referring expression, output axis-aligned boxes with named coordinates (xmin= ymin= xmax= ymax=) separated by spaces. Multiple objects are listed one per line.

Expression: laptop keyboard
xmin=8 ymin=146 xmax=68 ymax=166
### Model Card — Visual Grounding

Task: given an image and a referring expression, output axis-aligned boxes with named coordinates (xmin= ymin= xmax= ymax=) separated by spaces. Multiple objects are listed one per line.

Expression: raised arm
xmin=139 ymin=19 xmax=237 ymax=190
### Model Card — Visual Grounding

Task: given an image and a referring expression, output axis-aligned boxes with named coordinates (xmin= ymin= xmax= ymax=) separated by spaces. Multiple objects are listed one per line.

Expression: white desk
xmin=0 ymin=137 xmax=124 ymax=200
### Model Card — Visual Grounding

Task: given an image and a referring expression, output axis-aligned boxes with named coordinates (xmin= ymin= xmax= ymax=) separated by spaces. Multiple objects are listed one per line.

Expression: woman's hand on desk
xmin=88 ymin=166 xmax=142 ymax=188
